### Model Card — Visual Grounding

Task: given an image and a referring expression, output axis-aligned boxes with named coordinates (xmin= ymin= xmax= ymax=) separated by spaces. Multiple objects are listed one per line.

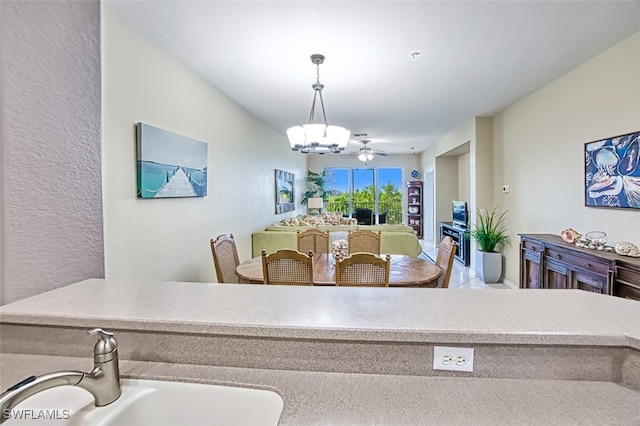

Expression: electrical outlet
xmin=433 ymin=346 xmax=474 ymax=372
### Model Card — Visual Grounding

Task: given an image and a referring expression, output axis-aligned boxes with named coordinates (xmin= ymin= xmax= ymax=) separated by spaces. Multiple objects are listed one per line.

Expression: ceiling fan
xmin=353 ymin=140 xmax=387 ymax=162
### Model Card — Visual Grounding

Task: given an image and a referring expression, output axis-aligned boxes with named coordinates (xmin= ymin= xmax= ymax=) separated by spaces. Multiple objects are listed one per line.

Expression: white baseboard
xmin=501 ymin=279 xmax=518 ymax=289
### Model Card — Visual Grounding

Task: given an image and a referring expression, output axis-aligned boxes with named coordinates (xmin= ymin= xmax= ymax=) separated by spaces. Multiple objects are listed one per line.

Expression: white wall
xmin=494 ymin=31 xmax=640 ymax=284
xmin=102 ymin=11 xmax=306 ymax=283
xmin=457 ymin=154 xmax=470 ymax=202
xmin=434 ymin=156 xmax=459 ymax=226
xmin=307 ymin=153 xmax=417 ymax=180
xmin=424 ymin=31 xmax=640 ymax=285
xmin=422 ymin=170 xmax=435 ymax=241
xmin=1 ymin=1 xmax=104 ymax=304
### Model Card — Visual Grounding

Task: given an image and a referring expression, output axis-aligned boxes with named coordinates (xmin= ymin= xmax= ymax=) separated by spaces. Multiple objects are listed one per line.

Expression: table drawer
xmin=614 ymin=280 xmax=640 ymax=301
xmin=545 ymin=249 xmax=609 ymax=275
xmin=616 ymin=266 xmax=640 ymax=286
xmin=522 ymin=239 xmax=543 ymax=252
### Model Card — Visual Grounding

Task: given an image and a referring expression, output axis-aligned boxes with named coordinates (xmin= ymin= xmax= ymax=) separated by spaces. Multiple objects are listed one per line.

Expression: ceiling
xmin=104 ymin=1 xmax=640 ymax=155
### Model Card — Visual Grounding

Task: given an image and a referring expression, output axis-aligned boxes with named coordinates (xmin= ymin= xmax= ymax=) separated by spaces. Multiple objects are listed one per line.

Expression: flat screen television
xmin=452 ymin=201 xmax=468 ymax=228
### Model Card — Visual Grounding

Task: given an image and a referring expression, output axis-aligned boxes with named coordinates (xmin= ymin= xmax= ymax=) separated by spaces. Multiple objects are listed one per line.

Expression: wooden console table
xmin=519 ymin=234 xmax=640 ymax=300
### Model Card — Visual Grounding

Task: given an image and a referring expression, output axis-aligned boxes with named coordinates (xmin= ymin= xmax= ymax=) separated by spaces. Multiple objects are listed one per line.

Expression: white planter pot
xmin=475 ymin=250 xmax=502 ymax=283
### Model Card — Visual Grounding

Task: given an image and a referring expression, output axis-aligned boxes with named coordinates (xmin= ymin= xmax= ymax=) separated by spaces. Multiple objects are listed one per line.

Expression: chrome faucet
xmin=0 ymin=328 xmax=121 ymax=424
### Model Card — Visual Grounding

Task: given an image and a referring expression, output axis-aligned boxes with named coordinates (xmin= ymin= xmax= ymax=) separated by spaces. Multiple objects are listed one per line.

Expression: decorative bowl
xmin=585 ymin=231 xmax=607 ymax=246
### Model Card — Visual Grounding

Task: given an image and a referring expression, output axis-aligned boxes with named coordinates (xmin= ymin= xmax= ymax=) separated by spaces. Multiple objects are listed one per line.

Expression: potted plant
xmin=301 ymin=169 xmax=327 ymax=205
xmin=466 ymin=207 xmax=511 ymax=283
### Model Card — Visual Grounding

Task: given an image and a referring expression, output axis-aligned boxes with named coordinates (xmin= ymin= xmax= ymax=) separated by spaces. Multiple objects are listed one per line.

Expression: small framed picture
xmin=275 ymin=169 xmax=295 ymax=214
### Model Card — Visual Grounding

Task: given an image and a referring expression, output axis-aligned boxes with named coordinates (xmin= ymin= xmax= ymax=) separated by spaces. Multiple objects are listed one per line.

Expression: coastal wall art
xmin=136 ymin=123 xmax=208 ymax=199
xmin=585 ymin=130 xmax=640 ymax=209
xmin=275 ymin=169 xmax=295 ymax=214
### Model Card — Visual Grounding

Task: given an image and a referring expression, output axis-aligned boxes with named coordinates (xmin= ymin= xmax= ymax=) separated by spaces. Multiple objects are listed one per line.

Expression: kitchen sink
xmin=3 ymin=378 xmax=284 ymax=425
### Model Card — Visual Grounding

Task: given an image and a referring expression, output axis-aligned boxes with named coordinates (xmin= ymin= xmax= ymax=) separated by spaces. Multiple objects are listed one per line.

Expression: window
xmin=324 ymin=167 xmax=403 ymax=224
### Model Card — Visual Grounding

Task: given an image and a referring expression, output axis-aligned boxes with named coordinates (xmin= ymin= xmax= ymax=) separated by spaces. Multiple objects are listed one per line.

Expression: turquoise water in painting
xmin=138 ymin=161 xmax=175 ymax=198
xmin=138 ymin=161 xmax=208 ymax=198
xmin=183 ymin=166 xmax=208 ymax=196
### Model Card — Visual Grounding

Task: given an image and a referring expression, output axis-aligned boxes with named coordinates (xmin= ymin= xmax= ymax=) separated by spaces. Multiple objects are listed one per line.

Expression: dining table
xmin=235 ymin=253 xmax=442 ymax=287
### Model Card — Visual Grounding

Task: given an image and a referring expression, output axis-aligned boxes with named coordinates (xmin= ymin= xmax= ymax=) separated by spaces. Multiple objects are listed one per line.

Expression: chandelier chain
xmin=308 ymin=62 xmax=328 ymax=125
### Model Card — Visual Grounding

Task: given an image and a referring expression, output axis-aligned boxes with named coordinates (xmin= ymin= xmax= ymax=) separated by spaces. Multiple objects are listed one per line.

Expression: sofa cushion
xmin=252 ymin=229 xmax=421 ymax=257
xmin=317 ymin=225 xmax=359 ymax=232
xmin=266 ymin=224 xmax=316 ymax=232
xmin=366 ymin=224 xmax=414 ymax=233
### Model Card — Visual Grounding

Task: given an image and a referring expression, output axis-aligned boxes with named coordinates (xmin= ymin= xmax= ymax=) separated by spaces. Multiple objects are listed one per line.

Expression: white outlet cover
xmin=433 ymin=346 xmax=474 ymax=372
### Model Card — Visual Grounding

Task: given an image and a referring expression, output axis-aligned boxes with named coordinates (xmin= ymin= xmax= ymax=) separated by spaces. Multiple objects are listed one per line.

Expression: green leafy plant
xmin=466 ymin=207 xmax=511 ymax=252
xmin=301 ymin=169 xmax=327 ymax=205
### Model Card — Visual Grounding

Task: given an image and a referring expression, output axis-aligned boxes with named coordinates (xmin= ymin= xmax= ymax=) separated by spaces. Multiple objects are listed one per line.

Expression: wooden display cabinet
xmin=406 ymin=181 xmax=423 ymax=239
xmin=519 ymin=234 xmax=640 ymax=300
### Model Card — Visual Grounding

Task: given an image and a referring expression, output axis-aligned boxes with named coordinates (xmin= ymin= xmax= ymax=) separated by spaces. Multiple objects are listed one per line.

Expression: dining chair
xmin=347 ymin=230 xmax=381 ymax=255
xmin=378 ymin=210 xmax=388 ymax=225
xmin=335 ymin=252 xmax=391 ymax=287
xmin=297 ymin=229 xmax=330 ymax=255
xmin=261 ymin=249 xmax=314 ymax=286
xmin=435 ymin=236 xmax=457 ymax=288
xmin=351 ymin=208 xmax=373 ymax=225
xmin=210 ymin=234 xmax=240 ymax=283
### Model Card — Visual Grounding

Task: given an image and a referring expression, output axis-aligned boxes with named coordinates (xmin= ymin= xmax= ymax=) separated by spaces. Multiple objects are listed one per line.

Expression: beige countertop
xmin=2 ymin=279 xmax=640 ymax=425
xmin=1 ymin=279 xmax=639 ymax=346
xmin=1 ymin=354 xmax=639 ymax=426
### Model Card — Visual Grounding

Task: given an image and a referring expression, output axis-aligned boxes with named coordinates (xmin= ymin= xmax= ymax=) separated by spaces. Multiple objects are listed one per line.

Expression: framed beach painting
xmin=584 ymin=130 xmax=640 ymax=209
xmin=275 ymin=169 xmax=295 ymax=214
xmin=136 ymin=123 xmax=208 ymax=199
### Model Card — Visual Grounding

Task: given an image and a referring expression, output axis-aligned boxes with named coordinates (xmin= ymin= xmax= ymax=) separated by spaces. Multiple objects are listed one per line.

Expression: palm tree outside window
xmin=323 ymin=167 xmax=403 ymax=224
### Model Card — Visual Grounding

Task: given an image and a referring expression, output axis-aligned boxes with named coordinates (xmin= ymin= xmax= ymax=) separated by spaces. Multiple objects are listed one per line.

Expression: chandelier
xmin=287 ymin=54 xmax=350 ymax=154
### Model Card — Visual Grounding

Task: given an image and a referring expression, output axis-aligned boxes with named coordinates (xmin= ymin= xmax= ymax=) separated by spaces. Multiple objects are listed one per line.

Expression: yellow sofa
xmin=252 ymin=213 xmax=422 ymax=257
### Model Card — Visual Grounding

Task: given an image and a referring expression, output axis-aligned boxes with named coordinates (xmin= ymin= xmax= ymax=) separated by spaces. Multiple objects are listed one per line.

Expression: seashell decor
xmin=571 ymin=230 xmax=614 ymax=252
xmin=332 ymin=239 xmax=348 ymax=261
xmin=560 ymin=228 xmax=582 ymax=244
xmin=614 ymin=241 xmax=640 ymax=257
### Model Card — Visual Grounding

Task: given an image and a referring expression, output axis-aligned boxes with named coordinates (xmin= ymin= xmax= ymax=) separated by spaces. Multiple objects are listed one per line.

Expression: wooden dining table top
xmin=235 ymin=253 xmax=441 ymax=287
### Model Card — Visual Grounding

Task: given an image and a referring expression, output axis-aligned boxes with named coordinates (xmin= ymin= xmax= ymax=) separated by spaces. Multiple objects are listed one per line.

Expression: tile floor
xmin=419 ymin=240 xmax=512 ymax=289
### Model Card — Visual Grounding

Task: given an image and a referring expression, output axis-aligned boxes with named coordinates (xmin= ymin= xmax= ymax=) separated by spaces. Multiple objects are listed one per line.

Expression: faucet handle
xmin=88 ymin=328 xmax=118 ymax=362
xmin=88 ymin=328 xmax=113 ymax=337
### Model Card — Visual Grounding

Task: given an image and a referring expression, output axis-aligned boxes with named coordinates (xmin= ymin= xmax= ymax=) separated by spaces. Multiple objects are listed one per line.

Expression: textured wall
xmin=1 ymin=1 xmax=104 ymax=304
xmin=424 ymin=32 xmax=640 ymax=285
xmin=102 ymin=11 xmax=305 ymax=282
xmin=493 ymin=31 xmax=640 ymax=285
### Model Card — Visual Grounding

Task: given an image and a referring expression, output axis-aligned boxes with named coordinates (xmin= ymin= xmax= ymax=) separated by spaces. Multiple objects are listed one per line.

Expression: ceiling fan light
xmin=358 ymin=152 xmax=367 ymax=162
xmin=367 ymin=152 xmax=374 ymax=161
xmin=287 ymin=126 xmax=306 ymax=149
